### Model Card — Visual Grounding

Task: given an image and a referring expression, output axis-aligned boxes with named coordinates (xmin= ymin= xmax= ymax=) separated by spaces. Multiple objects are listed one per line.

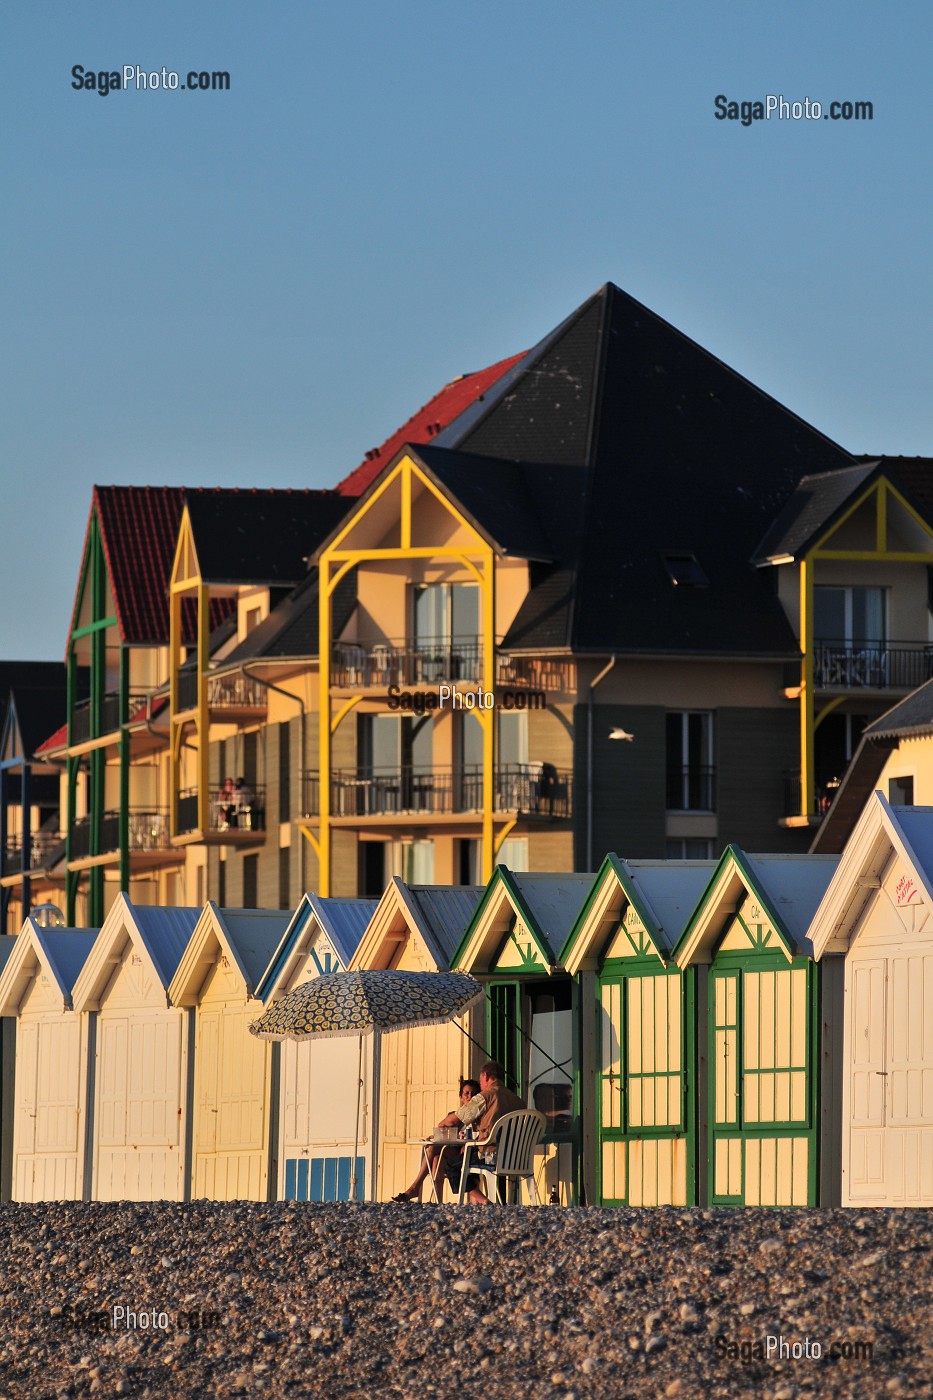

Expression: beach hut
xmin=255 ymin=893 xmax=378 ymax=1201
xmin=809 ymin=793 xmax=933 ymax=1205
xmin=560 ymin=856 xmax=716 ymax=1207
xmin=0 ymin=920 xmax=97 ymax=1200
xmin=672 ymin=848 xmax=841 ymax=1206
xmin=169 ymin=903 xmax=290 ymax=1201
xmin=0 ymin=935 xmax=15 ymax=1200
xmin=71 ymin=895 xmax=199 ymax=1201
xmin=349 ymin=879 xmax=483 ymax=1201
xmin=452 ymin=868 xmax=594 ymax=1204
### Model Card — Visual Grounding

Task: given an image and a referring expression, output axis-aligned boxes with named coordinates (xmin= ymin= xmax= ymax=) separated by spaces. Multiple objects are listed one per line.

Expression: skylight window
xmin=662 ymin=552 xmax=709 ymax=587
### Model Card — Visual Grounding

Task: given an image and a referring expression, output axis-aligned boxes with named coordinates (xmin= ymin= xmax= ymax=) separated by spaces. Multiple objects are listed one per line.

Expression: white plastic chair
xmin=455 ymin=1109 xmax=547 ymax=1204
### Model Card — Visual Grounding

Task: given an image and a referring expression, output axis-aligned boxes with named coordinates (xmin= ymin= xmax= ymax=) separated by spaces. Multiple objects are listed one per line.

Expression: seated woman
xmin=392 ymin=1078 xmax=484 ymax=1203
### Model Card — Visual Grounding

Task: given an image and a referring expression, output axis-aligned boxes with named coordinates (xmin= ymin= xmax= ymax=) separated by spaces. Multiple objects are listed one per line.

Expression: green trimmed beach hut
xmin=452 ymin=867 xmax=594 ymax=1204
xmin=560 ymin=855 xmax=715 ymax=1207
xmin=673 ymin=847 xmax=842 ymax=1207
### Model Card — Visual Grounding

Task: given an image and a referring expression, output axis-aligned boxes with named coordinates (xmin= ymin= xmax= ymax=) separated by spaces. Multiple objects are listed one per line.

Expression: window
xmin=497 ymin=837 xmax=529 ymax=871
xmin=665 ymin=837 xmax=715 ymax=859
xmin=278 ymin=846 xmax=290 ymax=909
xmin=889 ymin=775 xmax=914 ymax=806
xmin=661 ymin=551 xmax=708 ymax=587
xmin=456 ymin=838 xmax=481 ymax=885
xmin=217 ymin=853 xmax=226 ymax=906
xmin=814 ymin=586 xmax=886 ymax=646
xmin=278 ymin=722 xmax=291 ymax=823
xmin=412 ymin=583 xmax=480 ymax=679
xmin=243 ymin=853 xmax=258 ymax=907
xmin=666 ymin=712 xmax=714 ymax=811
xmin=399 ymin=839 xmax=434 ymax=884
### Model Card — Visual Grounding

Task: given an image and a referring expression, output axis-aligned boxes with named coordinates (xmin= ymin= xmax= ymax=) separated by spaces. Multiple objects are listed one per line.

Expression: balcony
xmin=331 ymin=639 xmax=575 ymax=695
xmin=666 ymin=766 xmax=716 ymax=812
xmin=301 ymin=765 xmax=573 ymax=820
xmin=68 ymin=809 xmax=175 ymax=867
xmin=175 ymin=785 xmax=266 ymax=843
xmin=175 ymin=669 xmax=268 ymax=718
xmin=814 ymin=640 xmax=933 ymax=691
xmin=782 ymin=773 xmax=841 ymax=825
xmin=70 ymin=691 xmax=152 ymax=747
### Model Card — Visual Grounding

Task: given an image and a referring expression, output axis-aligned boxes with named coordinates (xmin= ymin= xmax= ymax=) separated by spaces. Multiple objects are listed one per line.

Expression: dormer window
xmin=662 ymin=551 xmax=708 ymax=587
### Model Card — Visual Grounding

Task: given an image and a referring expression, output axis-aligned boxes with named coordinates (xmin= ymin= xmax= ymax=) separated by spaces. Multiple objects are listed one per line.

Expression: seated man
xmin=392 ymin=1078 xmax=484 ymax=1202
xmin=446 ymin=1060 xmax=525 ymax=1206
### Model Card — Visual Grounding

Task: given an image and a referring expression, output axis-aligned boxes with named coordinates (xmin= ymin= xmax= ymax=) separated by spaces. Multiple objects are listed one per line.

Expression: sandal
xmin=391 ymin=1192 xmax=416 ymax=1203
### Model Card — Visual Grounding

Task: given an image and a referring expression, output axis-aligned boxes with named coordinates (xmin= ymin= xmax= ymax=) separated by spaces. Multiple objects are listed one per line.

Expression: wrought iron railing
xmin=783 ymin=773 xmax=841 ymax=820
xmin=70 ymin=691 xmax=151 ymax=745
xmin=303 ymin=765 xmax=573 ymax=818
xmin=174 ymin=671 xmax=267 ymax=713
xmin=3 ymin=830 xmax=66 ymax=875
xmin=331 ymin=639 xmax=575 ymax=694
xmin=69 ymin=810 xmax=171 ymax=861
xmin=176 ymin=785 xmax=266 ymax=835
xmin=813 ymin=640 xmax=933 ymax=690
xmin=70 ymin=811 xmax=120 ymax=861
xmin=665 ymin=766 xmax=716 ymax=812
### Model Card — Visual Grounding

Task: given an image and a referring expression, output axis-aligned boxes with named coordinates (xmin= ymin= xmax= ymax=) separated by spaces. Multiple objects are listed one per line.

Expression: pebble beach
xmin=0 ymin=1202 xmax=929 ymax=1399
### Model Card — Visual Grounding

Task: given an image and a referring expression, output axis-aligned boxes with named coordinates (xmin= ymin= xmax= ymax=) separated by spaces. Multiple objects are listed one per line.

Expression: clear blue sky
xmin=3 ymin=2 xmax=930 ymax=658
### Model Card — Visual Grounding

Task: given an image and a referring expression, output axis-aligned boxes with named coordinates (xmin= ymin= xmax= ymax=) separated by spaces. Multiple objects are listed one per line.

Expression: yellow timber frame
xmin=798 ymin=477 xmax=933 ymax=815
xmin=169 ymin=507 xmax=211 ymax=838
xmin=309 ymin=453 xmax=504 ymax=895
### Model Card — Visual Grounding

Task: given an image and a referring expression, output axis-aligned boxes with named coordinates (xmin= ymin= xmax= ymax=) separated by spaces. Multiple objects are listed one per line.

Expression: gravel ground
xmin=0 ymin=1202 xmax=928 ymax=1399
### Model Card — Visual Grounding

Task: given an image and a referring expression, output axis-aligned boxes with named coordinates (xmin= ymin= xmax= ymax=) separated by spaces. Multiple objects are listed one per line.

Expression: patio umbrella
xmin=249 ymin=970 xmax=486 ymax=1200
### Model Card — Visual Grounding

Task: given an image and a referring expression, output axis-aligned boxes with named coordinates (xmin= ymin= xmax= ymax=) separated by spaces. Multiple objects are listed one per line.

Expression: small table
xmin=405 ymin=1135 xmax=466 ymax=1204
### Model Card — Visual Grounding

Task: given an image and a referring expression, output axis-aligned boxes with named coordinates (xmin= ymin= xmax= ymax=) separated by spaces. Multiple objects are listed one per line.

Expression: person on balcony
xmin=233 ymin=777 xmax=254 ymax=829
xmin=219 ymin=777 xmax=237 ymax=829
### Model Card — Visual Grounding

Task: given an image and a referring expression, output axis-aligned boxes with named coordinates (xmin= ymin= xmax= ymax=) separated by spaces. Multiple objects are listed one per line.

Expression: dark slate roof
xmin=222 ymin=569 xmax=357 ymax=664
xmin=752 ymin=464 xmax=880 ymax=563
xmin=335 ymin=354 xmax=525 ymax=498
xmin=185 ymin=490 xmax=354 ymax=586
xmin=412 ymin=444 xmax=561 ymax=561
xmin=5 ymin=682 xmax=68 ymax=758
xmin=863 ymin=678 xmax=933 ymax=740
xmin=427 ymin=283 xmax=857 ymax=655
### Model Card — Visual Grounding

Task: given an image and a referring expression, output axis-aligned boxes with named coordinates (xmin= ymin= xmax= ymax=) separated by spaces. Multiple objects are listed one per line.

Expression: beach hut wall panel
xmin=350 ymin=880 xmax=482 ymax=1201
xmin=0 ymin=925 xmax=97 ymax=1202
xmin=257 ymin=895 xmax=377 ymax=1201
xmin=809 ymin=795 xmax=933 ymax=1205
xmin=561 ymin=858 xmax=716 ymax=1207
xmin=0 ymin=935 xmax=17 ymax=1201
xmin=170 ymin=904 xmax=288 ymax=1202
xmin=72 ymin=899 xmax=200 ymax=1202
xmin=674 ymin=850 xmax=840 ymax=1206
xmin=454 ymin=870 xmax=595 ymax=1204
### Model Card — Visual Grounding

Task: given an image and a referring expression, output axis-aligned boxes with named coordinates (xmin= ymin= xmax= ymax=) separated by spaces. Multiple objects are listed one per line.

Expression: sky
xmin=2 ymin=2 xmax=931 ymax=659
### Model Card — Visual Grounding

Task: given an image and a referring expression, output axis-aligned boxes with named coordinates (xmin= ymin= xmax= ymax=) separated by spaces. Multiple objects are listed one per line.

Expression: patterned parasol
xmin=249 ymin=969 xmax=486 ymax=1041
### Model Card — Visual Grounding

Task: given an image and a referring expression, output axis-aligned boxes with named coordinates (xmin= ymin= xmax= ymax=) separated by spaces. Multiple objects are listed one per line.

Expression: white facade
xmin=811 ymin=793 xmax=933 ymax=1205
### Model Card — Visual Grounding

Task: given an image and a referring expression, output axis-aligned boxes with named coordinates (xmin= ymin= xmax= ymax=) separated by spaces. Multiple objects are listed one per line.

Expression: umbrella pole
xmin=350 ymin=1032 xmax=363 ymax=1201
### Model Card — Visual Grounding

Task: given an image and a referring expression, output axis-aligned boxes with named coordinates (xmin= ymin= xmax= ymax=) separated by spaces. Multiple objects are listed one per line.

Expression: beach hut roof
xmin=71 ymin=895 xmax=201 ymax=1011
xmin=349 ymin=880 xmax=484 ymax=972
xmin=257 ymin=894 xmax=379 ymax=1002
xmin=454 ymin=868 xmax=595 ymax=974
xmin=169 ymin=903 xmax=291 ymax=1005
xmin=0 ymin=923 xmax=98 ymax=1014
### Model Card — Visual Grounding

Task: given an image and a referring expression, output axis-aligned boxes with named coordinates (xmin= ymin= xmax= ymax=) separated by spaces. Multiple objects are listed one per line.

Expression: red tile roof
xmin=66 ymin=486 xmax=236 ymax=651
xmin=35 ymin=721 xmax=67 ymax=756
xmin=335 ymin=353 xmax=524 ymax=498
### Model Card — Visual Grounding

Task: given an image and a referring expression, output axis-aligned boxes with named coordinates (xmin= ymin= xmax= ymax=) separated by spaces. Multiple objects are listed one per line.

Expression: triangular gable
xmin=1 ymin=698 xmax=22 ymax=764
xmin=313 ymin=452 xmax=494 ymax=562
xmin=168 ymin=903 xmax=288 ymax=1006
xmin=810 ymin=792 xmax=933 ymax=958
xmin=561 ymin=855 xmax=687 ymax=975
xmin=0 ymin=921 xmax=98 ymax=1015
xmin=809 ymin=473 xmax=933 ymax=559
xmin=170 ymin=505 xmax=201 ymax=591
xmin=349 ymin=878 xmax=450 ymax=973
xmin=451 ymin=867 xmax=557 ymax=976
xmin=257 ymin=895 xmax=377 ymax=1002
xmin=673 ymin=847 xmax=799 ymax=968
xmin=72 ymin=893 xmax=186 ymax=1011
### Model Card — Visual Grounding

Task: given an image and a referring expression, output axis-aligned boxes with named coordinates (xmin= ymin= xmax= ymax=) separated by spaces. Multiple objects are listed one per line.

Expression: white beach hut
xmin=255 ymin=894 xmax=378 ymax=1201
xmin=71 ymin=894 xmax=200 ymax=1202
xmin=810 ymin=792 xmax=933 ymax=1205
xmin=0 ymin=921 xmax=97 ymax=1201
xmin=169 ymin=903 xmax=290 ymax=1201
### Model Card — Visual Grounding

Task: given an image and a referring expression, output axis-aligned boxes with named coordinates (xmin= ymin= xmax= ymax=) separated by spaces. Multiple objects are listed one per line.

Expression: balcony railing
xmin=783 ymin=773 xmax=841 ymax=821
xmin=70 ymin=691 xmax=151 ymax=745
xmin=176 ymin=785 xmax=266 ymax=836
xmin=666 ymin=766 xmax=716 ymax=812
xmin=69 ymin=810 xmax=171 ymax=861
xmin=2 ymin=830 xmax=66 ymax=876
xmin=174 ymin=671 xmax=268 ymax=713
xmin=814 ymin=640 xmax=933 ymax=691
xmin=331 ymin=639 xmax=575 ymax=694
xmin=303 ymin=765 xmax=573 ymax=819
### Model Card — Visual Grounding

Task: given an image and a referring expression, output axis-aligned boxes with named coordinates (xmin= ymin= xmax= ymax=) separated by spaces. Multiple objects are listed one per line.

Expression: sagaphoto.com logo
xmin=71 ymin=65 xmax=230 ymax=96
xmin=714 ymin=93 xmax=873 ymax=126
